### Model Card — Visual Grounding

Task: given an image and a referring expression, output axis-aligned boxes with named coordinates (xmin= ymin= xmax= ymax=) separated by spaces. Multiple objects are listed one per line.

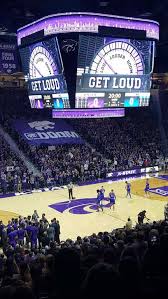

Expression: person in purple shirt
xmin=13 ymin=219 xmax=18 ymax=231
xmin=7 ymin=221 xmax=13 ymax=235
xmin=0 ymin=221 xmax=5 ymax=247
xmin=0 ymin=220 xmax=4 ymax=235
xmin=17 ymin=226 xmax=25 ymax=246
xmin=8 ymin=228 xmax=18 ymax=248
xmin=30 ymin=223 xmax=39 ymax=249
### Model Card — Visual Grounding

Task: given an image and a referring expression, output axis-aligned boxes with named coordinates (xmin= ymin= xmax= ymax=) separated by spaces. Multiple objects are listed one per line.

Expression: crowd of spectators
xmin=0 ymin=89 xmax=167 ymax=298
xmin=0 ymin=211 xmax=168 ymax=298
xmin=71 ymin=109 xmax=163 ymax=170
xmin=160 ymin=91 xmax=168 ymax=139
xmin=2 ymin=118 xmax=112 ymax=190
xmin=28 ymin=144 xmax=110 ymax=185
xmin=0 ymin=88 xmax=165 ymax=193
xmin=0 ymin=107 xmax=164 ymax=194
xmin=0 ymin=134 xmax=30 ymax=194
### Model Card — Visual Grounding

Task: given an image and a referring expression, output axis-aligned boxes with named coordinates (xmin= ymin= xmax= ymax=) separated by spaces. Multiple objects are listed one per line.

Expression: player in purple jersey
xmin=109 ymin=190 xmax=116 ymax=210
xmin=17 ymin=226 xmax=25 ymax=246
xmin=13 ymin=219 xmax=18 ymax=231
xmin=8 ymin=228 xmax=18 ymax=248
xmin=30 ymin=223 xmax=39 ymax=249
xmin=7 ymin=221 xmax=13 ymax=234
xmin=100 ymin=186 xmax=105 ymax=200
xmin=144 ymin=178 xmax=150 ymax=197
xmin=96 ymin=190 xmax=103 ymax=212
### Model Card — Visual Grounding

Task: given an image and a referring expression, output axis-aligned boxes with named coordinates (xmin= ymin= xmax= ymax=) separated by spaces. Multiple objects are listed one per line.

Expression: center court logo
xmin=149 ymin=186 xmax=168 ymax=197
xmin=49 ymin=198 xmax=111 ymax=215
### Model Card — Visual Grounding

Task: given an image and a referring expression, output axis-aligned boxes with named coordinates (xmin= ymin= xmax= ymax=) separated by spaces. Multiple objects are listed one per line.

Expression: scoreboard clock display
xmin=29 ymin=46 xmax=58 ymax=78
xmin=76 ymin=35 xmax=154 ymax=108
xmin=89 ymin=41 xmax=144 ymax=75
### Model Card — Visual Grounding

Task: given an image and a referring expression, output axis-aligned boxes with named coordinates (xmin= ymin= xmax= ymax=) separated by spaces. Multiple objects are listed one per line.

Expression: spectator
xmin=125 ymin=217 xmax=133 ymax=230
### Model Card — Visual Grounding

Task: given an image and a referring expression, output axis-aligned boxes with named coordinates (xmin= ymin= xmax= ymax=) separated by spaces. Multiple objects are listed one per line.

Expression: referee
xmin=68 ymin=182 xmax=74 ymax=200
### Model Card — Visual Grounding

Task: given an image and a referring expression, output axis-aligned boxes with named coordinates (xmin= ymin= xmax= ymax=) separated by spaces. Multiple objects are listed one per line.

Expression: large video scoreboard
xmin=75 ymin=35 xmax=154 ymax=108
xmin=17 ymin=12 xmax=159 ymax=111
xmin=19 ymin=37 xmax=70 ymax=109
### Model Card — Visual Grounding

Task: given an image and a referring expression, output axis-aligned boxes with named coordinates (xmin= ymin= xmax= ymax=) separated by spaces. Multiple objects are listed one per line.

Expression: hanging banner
xmin=0 ymin=42 xmax=19 ymax=74
xmin=13 ymin=119 xmax=84 ymax=145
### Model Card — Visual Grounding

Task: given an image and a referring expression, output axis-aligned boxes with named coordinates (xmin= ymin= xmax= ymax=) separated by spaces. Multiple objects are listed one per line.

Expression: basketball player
xmin=67 ymin=182 xmax=74 ymax=201
xmin=96 ymin=189 xmax=103 ymax=212
xmin=125 ymin=181 xmax=131 ymax=198
xmin=144 ymin=178 xmax=150 ymax=196
xmin=100 ymin=186 xmax=105 ymax=200
xmin=109 ymin=189 xmax=116 ymax=210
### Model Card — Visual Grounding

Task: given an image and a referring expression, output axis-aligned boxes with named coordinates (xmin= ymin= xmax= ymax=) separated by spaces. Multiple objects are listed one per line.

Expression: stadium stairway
xmin=0 ymin=125 xmax=40 ymax=176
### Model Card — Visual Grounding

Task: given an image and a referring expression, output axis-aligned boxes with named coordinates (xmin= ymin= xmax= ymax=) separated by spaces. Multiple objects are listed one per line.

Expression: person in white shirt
xmin=67 ymin=182 xmax=74 ymax=200
xmin=125 ymin=217 xmax=133 ymax=230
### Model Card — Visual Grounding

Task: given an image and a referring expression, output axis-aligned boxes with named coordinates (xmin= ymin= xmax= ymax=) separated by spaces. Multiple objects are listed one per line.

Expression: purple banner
xmin=0 ymin=42 xmax=19 ymax=74
xmin=14 ymin=119 xmax=84 ymax=145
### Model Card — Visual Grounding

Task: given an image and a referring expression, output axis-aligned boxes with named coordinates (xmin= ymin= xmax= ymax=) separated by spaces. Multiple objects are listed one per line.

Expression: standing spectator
xmin=17 ymin=176 xmax=22 ymax=193
xmin=47 ymin=224 xmax=55 ymax=242
xmin=30 ymin=173 xmax=35 ymax=190
xmin=125 ymin=217 xmax=133 ymax=230
xmin=164 ymin=203 xmax=168 ymax=220
xmin=32 ymin=210 xmax=39 ymax=222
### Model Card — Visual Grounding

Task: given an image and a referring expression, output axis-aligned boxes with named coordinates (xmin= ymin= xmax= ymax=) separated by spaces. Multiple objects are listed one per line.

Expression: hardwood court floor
xmin=0 ymin=175 xmax=167 ymax=240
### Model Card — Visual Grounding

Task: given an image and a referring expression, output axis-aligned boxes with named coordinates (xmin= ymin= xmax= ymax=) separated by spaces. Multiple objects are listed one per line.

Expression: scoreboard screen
xmin=75 ymin=35 xmax=154 ymax=108
xmin=19 ymin=37 xmax=70 ymax=109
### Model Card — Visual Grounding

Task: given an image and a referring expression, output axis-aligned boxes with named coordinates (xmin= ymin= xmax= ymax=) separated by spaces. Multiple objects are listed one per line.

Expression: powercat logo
xmin=49 ymin=198 xmax=111 ymax=215
xmin=14 ymin=119 xmax=84 ymax=145
xmin=24 ymin=120 xmax=80 ymax=140
xmin=149 ymin=186 xmax=168 ymax=197
xmin=28 ymin=121 xmax=55 ymax=131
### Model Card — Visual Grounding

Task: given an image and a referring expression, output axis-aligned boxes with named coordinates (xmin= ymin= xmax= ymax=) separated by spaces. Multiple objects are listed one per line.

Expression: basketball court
xmin=0 ymin=174 xmax=167 ymax=240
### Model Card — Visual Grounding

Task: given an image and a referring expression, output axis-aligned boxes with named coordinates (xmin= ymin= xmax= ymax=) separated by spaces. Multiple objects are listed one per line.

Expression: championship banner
xmin=0 ymin=42 xmax=19 ymax=74
xmin=14 ymin=119 xmax=84 ymax=145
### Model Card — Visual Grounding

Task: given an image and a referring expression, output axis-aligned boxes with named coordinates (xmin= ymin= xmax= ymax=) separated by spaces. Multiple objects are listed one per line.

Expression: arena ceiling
xmin=0 ymin=0 xmax=168 ymax=71
xmin=0 ymin=0 xmax=167 ymax=37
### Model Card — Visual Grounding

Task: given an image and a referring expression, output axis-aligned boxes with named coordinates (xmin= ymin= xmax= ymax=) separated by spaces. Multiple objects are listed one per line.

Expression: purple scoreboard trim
xmin=52 ymin=108 xmax=125 ymax=118
xmin=17 ymin=12 xmax=159 ymax=45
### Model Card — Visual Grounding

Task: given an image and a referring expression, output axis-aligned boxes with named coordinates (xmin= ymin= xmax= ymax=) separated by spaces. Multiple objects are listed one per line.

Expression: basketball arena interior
xmin=0 ymin=1 xmax=168 ymax=298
